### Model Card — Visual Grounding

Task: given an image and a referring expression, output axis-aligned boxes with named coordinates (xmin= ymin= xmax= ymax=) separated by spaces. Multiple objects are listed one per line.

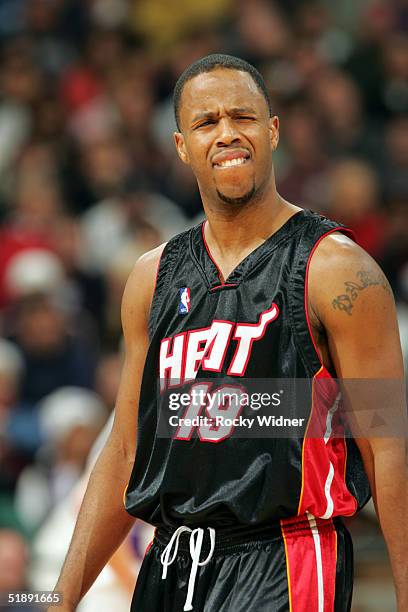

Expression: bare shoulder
xmin=308 ymin=232 xmax=394 ymax=323
xmin=121 ymin=243 xmax=167 ymax=338
xmin=308 ymin=233 xmax=403 ymax=380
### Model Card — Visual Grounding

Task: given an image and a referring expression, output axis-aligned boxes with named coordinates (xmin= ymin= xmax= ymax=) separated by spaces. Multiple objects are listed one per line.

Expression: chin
xmin=216 ymin=185 xmax=256 ymax=206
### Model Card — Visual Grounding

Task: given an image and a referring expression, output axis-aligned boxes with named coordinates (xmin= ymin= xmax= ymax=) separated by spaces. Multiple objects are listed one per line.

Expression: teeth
xmin=217 ymin=157 xmax=246 ymax=167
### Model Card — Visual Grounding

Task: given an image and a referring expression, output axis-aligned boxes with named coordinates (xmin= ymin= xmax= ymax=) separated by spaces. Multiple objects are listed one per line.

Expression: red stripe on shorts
xmin=281 ymin=515 xmax=337 ymax=612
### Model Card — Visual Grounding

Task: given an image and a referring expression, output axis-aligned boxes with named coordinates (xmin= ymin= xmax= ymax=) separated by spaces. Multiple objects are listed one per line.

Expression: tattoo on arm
xmin=332 ymin=270 xmax=392 ymax=316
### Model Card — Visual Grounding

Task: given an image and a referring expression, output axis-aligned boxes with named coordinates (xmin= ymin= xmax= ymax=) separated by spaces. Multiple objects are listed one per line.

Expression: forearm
xmin=51 ymin=435 xmax=136 ymax=609
xmin=372 ymin=441 xmax=408 ymax=609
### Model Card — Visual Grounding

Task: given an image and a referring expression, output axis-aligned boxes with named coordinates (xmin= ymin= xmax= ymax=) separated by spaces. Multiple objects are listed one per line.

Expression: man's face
xmin=174 ymin=68 xmax=279 ymax=208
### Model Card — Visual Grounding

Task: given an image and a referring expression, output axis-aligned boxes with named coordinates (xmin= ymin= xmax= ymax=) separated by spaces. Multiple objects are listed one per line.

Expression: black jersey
xmin=125 ymin=209 xmax=370 ymax=528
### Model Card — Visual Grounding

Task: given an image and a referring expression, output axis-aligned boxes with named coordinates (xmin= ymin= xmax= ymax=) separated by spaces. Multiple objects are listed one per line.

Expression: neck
xmin=200 ymin=181 xmax=302 ymax=282
xmin=202 ymin=183 xmax=299 ymax=256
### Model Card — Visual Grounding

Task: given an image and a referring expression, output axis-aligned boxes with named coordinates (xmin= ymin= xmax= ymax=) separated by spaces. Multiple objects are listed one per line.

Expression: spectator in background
xmin=129 ymin=0 xmax=231 ymax=54
xmin=345 ymin=1 xmax=395 ymax=118
xmin=0 ymin=529 xmax=27 ymax=589
xmin=231 ymin=0 xmax=291 ymax=65
xmin=101 ymin=228 xmax=162 ymax=348
xmin=0 ymin=41 xmax=41 ymax=193
xmin=0 ymin=337 xmax=41 ymax=455
xmin=81 ymin=175 xmax=184 ymax=274
xmin=4 ymin=245 xmax=98 ymax=404
xmin=9 ymin=289 xmax=97 ymax=405
xmin=382 ymin=115 xmax=408 ymax=202
xmin=23 ymin=0 xmax=76 ymax=78
xmin=15 ymin=387 xmax=107 ymax=532
xmin=289 ymin=36 xmax=329 ymax=92
xmin=0 ymin=165 xmax=63 ymax=308
xmin=277 ymin=101 xmax=329 ymax=210
xmin=94 ymin=352 xmax=123 ymax=410
xmin=327 ymin=158 xmax=388 ymax=259
xmin=160 ymin=152 xmax=203 ymax=219
xmin=381 ymin=34 xmax=408 ymax=115
xmin=29 ymin=413 xmax=154 ymax=612
xmin=0 ymin=529 xmax=39 ymax=611
xmin=12 ymin=168 xmax=63 ymax=235
xmin=77 ymin=135 xmax=132 ymax=206
xmin=107 ymin=58 xmax=165 ymax=186
xmin=310 ymin=69 xmax=383 ymax=166
xmin=51 ymin=215 xmax=106 ymax=343
xmin=381 ymin=199 xmax=408 ymax=302
xmin=0 ymin=339 xmax=39 ymax=506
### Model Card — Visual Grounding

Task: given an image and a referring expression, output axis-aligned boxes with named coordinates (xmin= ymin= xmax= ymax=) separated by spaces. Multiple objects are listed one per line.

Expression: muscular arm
xmin=309 ymin=234 xmax=408 ymax=611
xmin=49 ymin=245 xmax=164 ymax=610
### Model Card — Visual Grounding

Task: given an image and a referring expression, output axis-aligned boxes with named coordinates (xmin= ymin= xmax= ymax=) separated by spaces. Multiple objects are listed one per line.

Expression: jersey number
xmin=174 ymin=383 xmax=244 ymax=443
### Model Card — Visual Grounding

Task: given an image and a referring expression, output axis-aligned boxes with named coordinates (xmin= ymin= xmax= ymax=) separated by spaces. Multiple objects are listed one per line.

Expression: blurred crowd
xmin=0 ymin=0 xmax=407 ymax=610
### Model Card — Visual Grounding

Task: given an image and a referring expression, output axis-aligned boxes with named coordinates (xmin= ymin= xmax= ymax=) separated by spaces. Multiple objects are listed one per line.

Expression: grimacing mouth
xmin=211 ymin=150 xmax=251 ymax=169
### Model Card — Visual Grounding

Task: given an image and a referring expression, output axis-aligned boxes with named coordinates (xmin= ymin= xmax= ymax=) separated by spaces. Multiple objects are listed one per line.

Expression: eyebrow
xmin=190 ymin=111 xmax=217 ymax=125
xmin=229 ymin=107 xmax=257 ymax=115
xmin=190 ymin=107 xmax=257 ymax=125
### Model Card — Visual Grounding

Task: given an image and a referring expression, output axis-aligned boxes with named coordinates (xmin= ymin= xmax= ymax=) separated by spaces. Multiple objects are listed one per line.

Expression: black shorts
xmin=131 ymin=515 xmax=353 ymax=612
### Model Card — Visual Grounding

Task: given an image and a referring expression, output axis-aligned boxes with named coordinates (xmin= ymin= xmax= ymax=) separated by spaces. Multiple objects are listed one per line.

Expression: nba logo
xmin=179 ymin=287 xmax=190 ymax=314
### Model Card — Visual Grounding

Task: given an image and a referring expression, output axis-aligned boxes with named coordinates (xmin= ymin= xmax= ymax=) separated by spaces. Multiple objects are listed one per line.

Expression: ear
xmin=268 ymin=116 xmax=279 ymax=151
xmin=174 ymin=132 xmax=190 ymax=165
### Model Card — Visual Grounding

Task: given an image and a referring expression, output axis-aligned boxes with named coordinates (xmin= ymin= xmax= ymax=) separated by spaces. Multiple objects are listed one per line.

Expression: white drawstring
xmin=160 ymin=526 xmax=216 ymax=611
xmin=160 ymin=526 xmax=191 ymax=580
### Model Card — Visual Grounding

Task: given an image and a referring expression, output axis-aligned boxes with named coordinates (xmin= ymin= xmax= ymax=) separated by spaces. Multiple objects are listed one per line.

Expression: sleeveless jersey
xmin=125 ymin=209 xmax=370 ymax=528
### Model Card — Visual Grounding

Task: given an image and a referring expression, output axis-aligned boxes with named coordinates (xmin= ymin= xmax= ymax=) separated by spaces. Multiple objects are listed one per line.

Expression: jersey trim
xmin=301 ymin=226 xmax=359 ymax=520
xmin=199 ymin=210 xmax=306 ymax=289
xmin=148 ymin=229 xmax=191 ymax=338
xmin=147 ymin=245 xmax=166 ymax=334
xmin=297 ymin=367 xmax=359 ymax=519
xmin=201 ymin=221 xmax=239 ymax=289
xmin=297 ymin=365 xmax=323 ymax=514
xmin=202 ymin=220 xmax=223 ymax=285
xmin=210 ymin=283 xmax=238 ymax=291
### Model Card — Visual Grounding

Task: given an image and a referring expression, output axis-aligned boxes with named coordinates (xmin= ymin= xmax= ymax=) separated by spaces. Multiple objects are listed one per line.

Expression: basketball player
xmin=49 ymin=55 xmax=407 ymax=611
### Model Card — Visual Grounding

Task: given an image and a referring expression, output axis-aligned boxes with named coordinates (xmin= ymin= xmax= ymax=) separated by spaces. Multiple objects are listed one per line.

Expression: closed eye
xmin=235 ymin=115 xmax=255 ymax=121
xmin=195 ymin=120 xmax=216 ymax=129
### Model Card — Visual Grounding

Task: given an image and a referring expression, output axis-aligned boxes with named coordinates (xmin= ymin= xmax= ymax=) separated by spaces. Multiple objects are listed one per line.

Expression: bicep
xmin=309 ymin=235 xmax=406 ymax=468
xmin=327 ymin=289 xmax=403 ymax=381
xmin=310 ymin=234 xmax=404 ymax=379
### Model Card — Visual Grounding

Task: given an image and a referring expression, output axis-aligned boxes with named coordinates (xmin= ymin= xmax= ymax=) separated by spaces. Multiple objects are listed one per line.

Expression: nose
xmin=216 ymin=117 xmax=241 ymax=147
